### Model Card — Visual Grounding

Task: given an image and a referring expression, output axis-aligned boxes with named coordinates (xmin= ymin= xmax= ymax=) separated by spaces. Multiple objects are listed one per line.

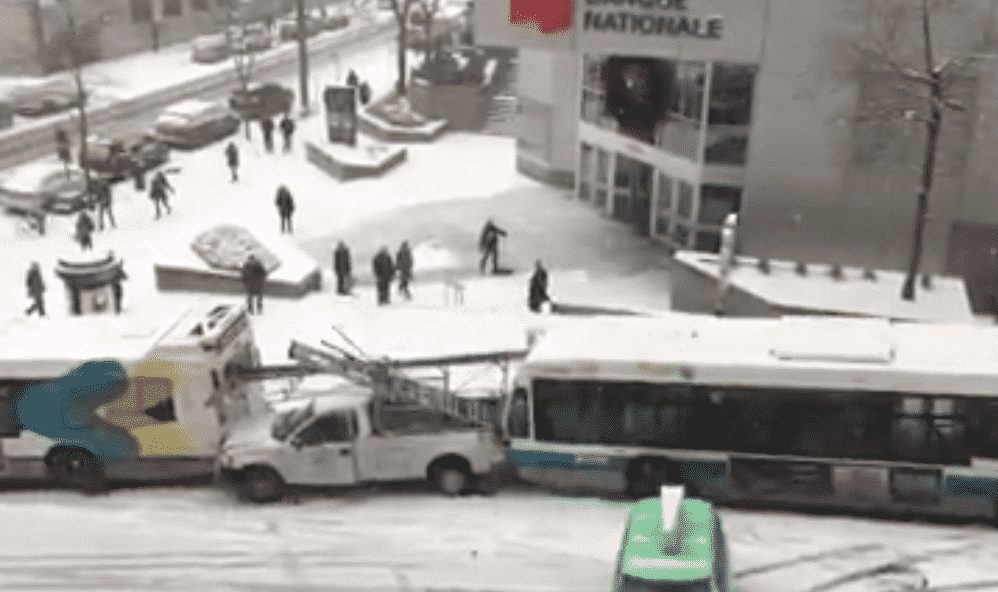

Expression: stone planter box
xmin=406 ymin=58 xmax=500 ymax=131
xmin=305 ymin=137 xmax=408 ymax=181
xmin=357 ymin=107 xmax=448 ymax=143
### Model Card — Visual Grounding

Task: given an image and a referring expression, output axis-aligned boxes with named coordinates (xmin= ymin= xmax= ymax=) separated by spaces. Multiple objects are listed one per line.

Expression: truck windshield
xmin=271 ymin=402 xmax=315 ymax=441
xmin=620 ymin=577 xmax=712 ymax=592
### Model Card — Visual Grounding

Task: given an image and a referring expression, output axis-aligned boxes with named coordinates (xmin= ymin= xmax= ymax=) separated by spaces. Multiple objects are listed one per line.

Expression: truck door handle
xmin=339 ymin=449 xmax=351 ymax=456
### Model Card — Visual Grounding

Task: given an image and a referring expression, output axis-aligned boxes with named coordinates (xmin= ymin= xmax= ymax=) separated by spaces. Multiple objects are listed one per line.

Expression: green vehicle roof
xmin=620 ymin=497 xmax=715 ymax=583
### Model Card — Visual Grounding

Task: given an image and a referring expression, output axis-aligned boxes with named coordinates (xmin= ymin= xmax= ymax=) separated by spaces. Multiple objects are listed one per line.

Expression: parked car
xmin=229 ymin=82 xmax=294 ymax=120
xmin=82 ymin=133 xmax=170 ymax=181
xmin=2 ymin=77 xmax=80 ymax=117
xmin=154 ymin=99 xmax=240 ymax=149
xmin=277 ymin=15 xmax=323 ymax=41
xmin=229 ymin=22 xmax=274 ymax=52
xmin=320 ymin=10 xmax=350 ymax=30
xmin=218 ymin=375 xmax=506 ymax=503
xmin=191 ymin=34 xmax=231 ymax=63
xmin=0 ymin=162 xmax=89 ymax=217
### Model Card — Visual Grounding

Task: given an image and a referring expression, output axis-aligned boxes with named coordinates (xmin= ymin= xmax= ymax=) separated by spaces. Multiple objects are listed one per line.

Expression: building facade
xmin=0 ymin=0 xmax=299 ymax=76
xmin=476 ymin=0 xmax=998 ymax=311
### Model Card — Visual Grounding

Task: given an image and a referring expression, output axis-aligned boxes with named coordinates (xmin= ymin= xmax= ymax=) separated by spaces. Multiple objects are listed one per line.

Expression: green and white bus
xmin=611 ymin=485 xmax=734 ymax=592
xmin=506 ymin=315 xmax=998 ymax=520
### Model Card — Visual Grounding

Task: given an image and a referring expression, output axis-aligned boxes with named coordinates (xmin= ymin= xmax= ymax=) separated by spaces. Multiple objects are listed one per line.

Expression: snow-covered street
xmin=0 ymin=485 xmax=995 ymax=592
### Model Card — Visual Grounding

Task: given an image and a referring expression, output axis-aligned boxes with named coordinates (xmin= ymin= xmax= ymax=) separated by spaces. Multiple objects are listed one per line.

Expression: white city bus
xmin=0 ymin=303 xmax=263 ymax=488
xmin=506 ymin=315 xmax=998 ymax=520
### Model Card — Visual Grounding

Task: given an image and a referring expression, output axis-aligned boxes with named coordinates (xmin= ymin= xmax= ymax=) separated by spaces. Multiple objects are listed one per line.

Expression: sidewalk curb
xmin=0 ymin=17 xmax=396 ymax=168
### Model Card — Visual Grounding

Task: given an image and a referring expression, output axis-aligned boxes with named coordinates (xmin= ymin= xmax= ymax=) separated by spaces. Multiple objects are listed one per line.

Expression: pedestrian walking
xmin=260 ymin=117 xmax=275 ymax=153
xmin=478 ymin=218 xmax=507 ymax=275
xmin=93 ymin=178 xmax=116 ymax=230
xmin=359 ymin=80 xmax=372 ymax=105
xmin=396 ymin=241 xmax=413 ymax=300
xmin=24 ymin=262 xmax=45 ymax=317
xmin=225 ymin=141 xmax=240 ymax=182
xmin=75 ymin=210 xmax=95 ymax=251
xmin=240 ymin=254 xmax=267 ymax=315
xmin=372 ymin=246 xmax=395 ymax=306
xmin=111 ymin=259 xmax=128 ymax=315
xmin=150 ymin=170 xmax=173 ymax=219
xmin=346 ymin=69 xmax=359 ymax=87
xmin=333 ymin=240 xmax=353 ymax=295
xmin=55 ymin=128 xmax=71 ymax=173
xmin=275 ymin=185 xmax=295 ymax=234
xmin=131 ymin=145 xmax=146 ymax=191
xmin=528 ymin=260 xmax=550 ymax=313
xmin=279 ymin=113 xmax=296 ymax=153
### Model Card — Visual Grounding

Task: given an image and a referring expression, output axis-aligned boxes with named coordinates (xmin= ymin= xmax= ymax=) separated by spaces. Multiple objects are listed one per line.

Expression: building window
xmin=669 ymin=62 xmax=706 ymax=122
xmin=163 ymin=0 xmax=183 ymax=17
xmin=697 ymin=185 xmax=742 ymax=227
xmin=131 ymin=0 xmax=153 ymax=23
xmin=706 ymin=63 xmax=756 ymax=165
xmin=676 ymin=181 xmax=694 ymax=219
xmin=578 ymin=143 xmax=594 ymax=201
xmin=655 ymin=173 xmax=673 ymax=237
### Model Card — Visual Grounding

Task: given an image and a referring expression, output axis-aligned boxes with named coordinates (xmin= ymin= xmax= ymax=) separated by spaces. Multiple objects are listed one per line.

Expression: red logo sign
xmin=510 ymin=0 xmax=573 ymax=34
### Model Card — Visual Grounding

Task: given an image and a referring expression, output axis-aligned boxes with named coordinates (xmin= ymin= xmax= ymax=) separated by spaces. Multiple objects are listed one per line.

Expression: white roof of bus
xmin=524 ymin=315 xmax=998 ymax=396
xmin=0 ymin=315 xmax=167 ymax=379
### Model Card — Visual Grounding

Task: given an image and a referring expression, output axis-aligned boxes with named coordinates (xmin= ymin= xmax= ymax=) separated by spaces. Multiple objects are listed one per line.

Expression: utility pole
xmin=295 ymin=0 xmax=310 ymax=114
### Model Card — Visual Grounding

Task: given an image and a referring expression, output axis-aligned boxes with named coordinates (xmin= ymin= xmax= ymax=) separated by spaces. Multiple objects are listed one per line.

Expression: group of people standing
xmin=224 ymin=113 xmax=297 ymax=183
xmin=330 ymin=240 xmax=413 ymax=306
xmin=71 ymin=169 xmax=172 ymax=253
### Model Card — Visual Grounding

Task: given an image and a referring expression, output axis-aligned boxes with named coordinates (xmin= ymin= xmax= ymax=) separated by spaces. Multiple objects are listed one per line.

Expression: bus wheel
xmin=626 ymin=458 xmax=680 ymax=499
xmin=241 ymin=466 xmax=285 ymax=503
xmin=47 ymin=448 xmax=105 ymax=492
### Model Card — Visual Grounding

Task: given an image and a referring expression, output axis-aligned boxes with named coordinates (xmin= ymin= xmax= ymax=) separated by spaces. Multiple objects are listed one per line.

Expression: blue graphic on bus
xmin=15 ymin=360 xmax=139 ymax=462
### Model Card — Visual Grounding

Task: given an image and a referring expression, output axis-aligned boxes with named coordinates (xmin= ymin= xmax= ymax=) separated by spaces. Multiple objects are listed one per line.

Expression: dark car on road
xmin=0 ymin=162 xmax=90 ymax=217
xmin=154 ymin=99 xmax=240 ymax=149
xmin=82 ymin=133 xmax=170 ymax=181
xmin=277 ymin=15 xmax=323 ymax=41
xmin=229 ymin=82 xmax=294 ymax=121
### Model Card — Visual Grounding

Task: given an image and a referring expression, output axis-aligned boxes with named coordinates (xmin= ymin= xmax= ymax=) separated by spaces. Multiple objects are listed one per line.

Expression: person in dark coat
xmin=528 ymin=260 xmax=550 ymax=313
xmin=93 ymin=178 xmax=115 ymax=230
xmin=75 ymin=210 xmax=95 ymax=251
xmin=131 ymin=147 xmax=147 ymax=191
xmin=395 ymin=241 xmax=413 ymax=300
xmin=260 ymin=117 xmax=275 ymax=152
xmin=346 ymin=69 xmax=359 ymax=87
xmin=25 ymin=262 xmax=45 ymax=317
xmin=150 ymin=170 xmax=173 ymax=218
xmin=333 ymin=240 xmax=352 ymax=295
xmin=111 ymin=259 xmax=128 ymax=315
xmin=240 ymin=254 xmax=267 ymax=315
xmin=279 ymin=114 xmax=296 ymax=153
xmin=478 ymin=218 xmax=507 ymax=275
xmin=372 ymin=246 xmax=395 ymax=306
xmin=359 ymin=80 xmax=372 ymax=105
xmin=225 ymin=141 xmax=240 ymax=182
xmin=275 ymin=185 xmax=295 ymax=234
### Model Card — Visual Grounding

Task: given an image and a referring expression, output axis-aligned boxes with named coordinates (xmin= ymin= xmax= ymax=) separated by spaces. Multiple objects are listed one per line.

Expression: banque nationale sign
xmin=582 ymin=0 xmax=724 ymax=39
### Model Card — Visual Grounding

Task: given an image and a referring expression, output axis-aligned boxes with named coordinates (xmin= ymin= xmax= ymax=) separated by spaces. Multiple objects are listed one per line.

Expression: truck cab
xmin=219 ymin=375 xmax=506 ymax=502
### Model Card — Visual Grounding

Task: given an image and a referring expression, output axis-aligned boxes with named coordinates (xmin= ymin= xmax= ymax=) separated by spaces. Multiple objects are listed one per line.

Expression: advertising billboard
xmin=323 ymin=85 xmax=357 ymax=146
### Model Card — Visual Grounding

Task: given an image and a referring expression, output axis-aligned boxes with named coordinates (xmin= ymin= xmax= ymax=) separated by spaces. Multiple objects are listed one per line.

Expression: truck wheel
xmin=433 ymin=466 xmax=469 ymax=497
xmin=48 ymin=449 xmax=105 ymax=492
xmin=241 ymin=467 xmax=285 ymax=503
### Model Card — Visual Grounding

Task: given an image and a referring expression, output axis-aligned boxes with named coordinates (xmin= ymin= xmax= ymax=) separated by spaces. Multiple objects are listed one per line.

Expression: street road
xmin=0 ymin=24 xmax=398 ymax=171
xmin=0 ymin=485 xmax=995 ymax=592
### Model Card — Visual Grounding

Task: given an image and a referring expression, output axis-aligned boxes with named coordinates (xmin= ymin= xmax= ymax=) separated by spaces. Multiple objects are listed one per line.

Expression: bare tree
xmin=841 ymin=0 xmax=991 ymax=300
xmin=416 ymin=0 xmax=442 ymax=67
xmin=56 ymin=0 xmax=91 ymax=187
xmin=389 ymin=0 xmax=416 ymax=95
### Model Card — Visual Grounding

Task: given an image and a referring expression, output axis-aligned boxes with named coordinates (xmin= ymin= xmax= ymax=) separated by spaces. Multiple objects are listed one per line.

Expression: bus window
xmin=890 ymin=396 xmax=968 ymax=463
xmin=619 ymin=577 xmax=711 ymax=592
xmin=508 ymin=387 xmax=529 ymax=439
xmin=0 ymin=382 xmax=24 ymax=437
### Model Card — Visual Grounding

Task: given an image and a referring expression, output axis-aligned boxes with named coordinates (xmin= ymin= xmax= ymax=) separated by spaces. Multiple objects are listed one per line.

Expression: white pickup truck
xmin=218 ymin=375 xmax=507 ymax=502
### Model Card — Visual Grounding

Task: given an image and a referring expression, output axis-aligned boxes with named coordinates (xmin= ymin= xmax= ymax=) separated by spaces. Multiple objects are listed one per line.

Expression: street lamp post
xmin=57 ymin=0 xmax=90 ymax=188
xmin=295 ymin=0 xmax=310 ymax=115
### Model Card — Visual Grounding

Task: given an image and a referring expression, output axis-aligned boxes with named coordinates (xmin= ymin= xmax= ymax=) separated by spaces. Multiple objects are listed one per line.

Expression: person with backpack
xmin=274 ymin=185 xmax=295 ymax=234
xmin=279 ymin=114 xmax=296 ymax=152
xmin=225 ymin=141 xmax=240 ymax=182
xmin=24 ymin=262 xmax=45 ymax=317
xmin=395 ymin=241 xmax=413 ymax=300
xmin=75 ymin=210 xmax=95 ymax=251
xmin=372 ymin=246 xmax=395 ymax=306
xmin=260 ymin=117 xmax=275 ymax=153
xmin=333 ymin=241 xmax=353 ymax=296
xmin=478 ymin=218 xmax=507 ymax=275
xmin=150 ymin=170 xmax=174 ymax=219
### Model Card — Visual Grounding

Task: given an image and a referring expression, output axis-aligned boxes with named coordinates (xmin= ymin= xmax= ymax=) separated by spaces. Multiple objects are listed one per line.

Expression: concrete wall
xmin=516 ymin=47 xmax=577 ymax=185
